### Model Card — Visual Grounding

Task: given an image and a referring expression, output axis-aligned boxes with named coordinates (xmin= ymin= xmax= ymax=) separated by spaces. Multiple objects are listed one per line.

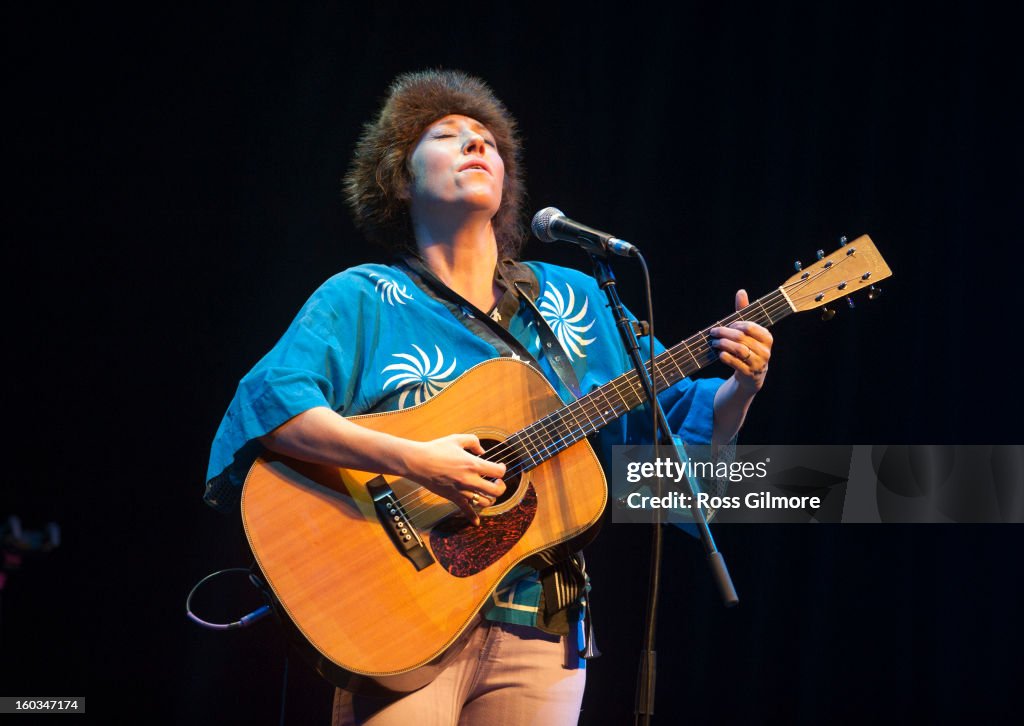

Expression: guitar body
xmin=241 ymin=357 xmax=608 ymax=694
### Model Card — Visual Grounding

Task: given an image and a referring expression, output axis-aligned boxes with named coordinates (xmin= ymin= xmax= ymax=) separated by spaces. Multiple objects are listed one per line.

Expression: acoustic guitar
xmin=241 ymin=235 xmax=891 ymax=694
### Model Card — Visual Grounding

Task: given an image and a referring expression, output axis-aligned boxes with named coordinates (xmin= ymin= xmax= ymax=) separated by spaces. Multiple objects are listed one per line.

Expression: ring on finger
xmin=471 ymin=493 xmax=480 ymax=505
xmin=742 ymin=345 xmax=752 ymax=362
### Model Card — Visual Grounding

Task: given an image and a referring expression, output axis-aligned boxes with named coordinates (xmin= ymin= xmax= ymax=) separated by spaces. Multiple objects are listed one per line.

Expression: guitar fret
xmin=513 ymin=436 xmax=534 ymax=468
xmin=557 ymin=409 xmax=577 ymax=447
xmin=500 ymin=288 xmax=796 ymax=474
xmin=597 ymin=388 xmax=616 ymax=423
xmin=563 ymin=399 xmax=587 ymax=440
xmin=584 ymin=400 xmax=601 ymax=431
xmin=519 ymin=421 xmax=544 ymax=466
xmin=537 ymin=415 xmax=558 ymax=457
xmin=669 ymin=350 xmax=687 ymax=382
xmin=683 ymin=338 xmax=702 ymax=371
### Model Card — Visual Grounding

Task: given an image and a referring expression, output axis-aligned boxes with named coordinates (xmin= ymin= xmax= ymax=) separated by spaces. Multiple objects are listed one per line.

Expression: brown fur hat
xmin=343 ymin=69 xmax=526 ymax=258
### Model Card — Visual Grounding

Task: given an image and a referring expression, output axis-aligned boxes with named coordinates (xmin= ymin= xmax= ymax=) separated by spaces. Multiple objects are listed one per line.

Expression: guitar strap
xmin=399 ymin=255 xmax=599 ymax=657
xmin=494 ymin=261 xmax=583 ymax=399
xmin=400 ymin=255 xmax=582 ymax=399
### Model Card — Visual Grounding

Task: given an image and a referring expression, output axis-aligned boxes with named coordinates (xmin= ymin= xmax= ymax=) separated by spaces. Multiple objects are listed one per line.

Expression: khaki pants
xmin=332 ymin=621 xmax=586 ymax=726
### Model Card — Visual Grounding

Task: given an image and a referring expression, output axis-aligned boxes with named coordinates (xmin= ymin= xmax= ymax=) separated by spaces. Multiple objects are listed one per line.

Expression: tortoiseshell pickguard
xmin=429 ymin=484 xmax=538 ymax=577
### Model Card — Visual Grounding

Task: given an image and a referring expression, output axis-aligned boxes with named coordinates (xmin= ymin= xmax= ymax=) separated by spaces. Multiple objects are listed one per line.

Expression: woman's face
xmin=406 ymin=114 xmax=505 ymax=221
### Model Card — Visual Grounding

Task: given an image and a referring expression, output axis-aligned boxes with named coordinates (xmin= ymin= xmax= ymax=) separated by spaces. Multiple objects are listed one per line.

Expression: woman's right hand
xmin=398 ymin=434 xmax=506 ymax=525
xmin=260 ymin=410 xmax=505 ymax=525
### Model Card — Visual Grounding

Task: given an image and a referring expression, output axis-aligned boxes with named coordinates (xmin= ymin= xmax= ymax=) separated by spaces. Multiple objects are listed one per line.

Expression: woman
xmin=205 ymin=69 xmax=772 ymax=725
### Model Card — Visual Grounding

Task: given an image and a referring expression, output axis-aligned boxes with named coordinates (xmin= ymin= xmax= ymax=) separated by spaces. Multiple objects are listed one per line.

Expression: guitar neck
xmin=500 ymin=288 xmax=793 ymax=469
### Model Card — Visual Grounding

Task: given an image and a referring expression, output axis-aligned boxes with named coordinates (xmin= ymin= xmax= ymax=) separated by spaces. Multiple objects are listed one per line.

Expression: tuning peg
xmin=820 ymin=306 xmax=836 ymax=321
xmin=816 ymin=249 xmax=825 ymax=260
xmin=846 ymin=296 xmax=855 ymax=309
xmin=794 ymin=260 xmax=802 ymax=271
xmin=839 ymin=235 xmax=848 ymax=246
xmin=867 ymin=285 xmax=882 ymax=300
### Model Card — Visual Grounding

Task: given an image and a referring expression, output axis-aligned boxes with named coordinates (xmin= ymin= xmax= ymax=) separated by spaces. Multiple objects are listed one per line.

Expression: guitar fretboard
xmin=496 ymin=288 xmax=792 ymax=470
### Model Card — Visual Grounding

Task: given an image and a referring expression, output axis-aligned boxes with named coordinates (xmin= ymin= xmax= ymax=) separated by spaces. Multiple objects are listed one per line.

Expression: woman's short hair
xmin=344 ymin=69 xmax=526 ymax=259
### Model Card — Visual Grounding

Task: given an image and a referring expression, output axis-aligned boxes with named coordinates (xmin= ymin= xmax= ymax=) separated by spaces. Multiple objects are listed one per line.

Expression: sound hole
xmin=481 ymin=437 xmax=525 ymax=506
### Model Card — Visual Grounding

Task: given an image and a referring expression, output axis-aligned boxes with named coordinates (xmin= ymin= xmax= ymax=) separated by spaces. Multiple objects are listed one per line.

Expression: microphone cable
xmin=185 ymin=566 xmax=273 ymax=630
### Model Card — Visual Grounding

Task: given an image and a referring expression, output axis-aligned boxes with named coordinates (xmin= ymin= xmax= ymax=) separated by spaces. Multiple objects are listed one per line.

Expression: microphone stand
xmin=587 ymin=254 xmax=738 ymax=725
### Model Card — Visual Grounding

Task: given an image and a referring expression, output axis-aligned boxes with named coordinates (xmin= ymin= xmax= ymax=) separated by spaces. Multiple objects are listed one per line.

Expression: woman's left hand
xmin=709 ymin=289 xmax=773 ymax=393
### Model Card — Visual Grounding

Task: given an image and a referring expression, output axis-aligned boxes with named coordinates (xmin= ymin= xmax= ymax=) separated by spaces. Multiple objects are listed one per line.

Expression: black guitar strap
xmin=494 ymin=260 xmax=583 ymax=399
xmin=400 ymin=255 xmax=582 ymax=400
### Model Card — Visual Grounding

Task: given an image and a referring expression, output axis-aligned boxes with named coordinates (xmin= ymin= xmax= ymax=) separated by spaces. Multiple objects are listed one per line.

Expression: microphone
xmin=531 ymin=207 xmax=638 ymax=258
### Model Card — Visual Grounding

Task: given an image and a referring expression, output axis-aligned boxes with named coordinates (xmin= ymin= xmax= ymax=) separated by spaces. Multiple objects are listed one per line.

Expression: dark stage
xmin=3 ymin=2 xmax=1021 ymax=724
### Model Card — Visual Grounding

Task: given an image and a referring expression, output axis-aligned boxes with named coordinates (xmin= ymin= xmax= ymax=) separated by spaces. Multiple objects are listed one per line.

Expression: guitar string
xmin=397 ymin=339 xmax=728 ymax=524
xmin=395 ymin=257 xmax=868 ymax=522
xmin=396 ymin=276 xmax=837 ymax=525
xmin=396 ymin=265 xmax=857 ymax=524
xmin=403 ymin=282 xmax=809 ymax=488
xmin=444 ymin=253 xmax=859 ymax=479
xmin=396 ymin=292 xmax=782 ymax=524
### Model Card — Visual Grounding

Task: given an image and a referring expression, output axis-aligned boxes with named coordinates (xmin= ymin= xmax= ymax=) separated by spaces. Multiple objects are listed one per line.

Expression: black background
xmin=3 ymin=1 xmax=1021 ymax=724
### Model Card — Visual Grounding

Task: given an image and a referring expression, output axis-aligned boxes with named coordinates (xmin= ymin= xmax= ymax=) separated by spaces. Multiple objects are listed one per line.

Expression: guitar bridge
xmin=367 ymin=477 xmax=435 ymax=571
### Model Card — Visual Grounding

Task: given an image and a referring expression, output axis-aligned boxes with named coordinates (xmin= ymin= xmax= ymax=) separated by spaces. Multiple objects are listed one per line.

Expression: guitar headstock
xmin=780 ymin=235 xmax=892 ymax=313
